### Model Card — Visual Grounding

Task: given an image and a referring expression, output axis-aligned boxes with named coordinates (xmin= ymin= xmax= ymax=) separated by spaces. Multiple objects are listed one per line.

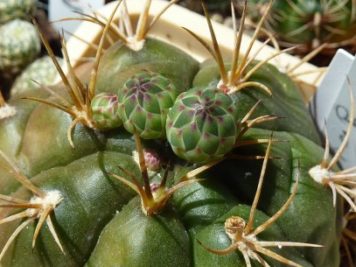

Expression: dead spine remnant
xmin=309 ymin=79 xmax=356 ymax=212
xmin=0 ymin=151 xmax=63 ymax=261
xmin=198 ymin=137 xmax=322 ymax=267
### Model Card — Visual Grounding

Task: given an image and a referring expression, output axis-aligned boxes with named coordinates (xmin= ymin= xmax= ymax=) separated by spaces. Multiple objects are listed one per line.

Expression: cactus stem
xmin=309 ymin=80 xmax=356 ymax=211
xmin=198 ymin=138 xmax=321 ymax=267
xmin=0 ymin=152 xmax=64 ymax=261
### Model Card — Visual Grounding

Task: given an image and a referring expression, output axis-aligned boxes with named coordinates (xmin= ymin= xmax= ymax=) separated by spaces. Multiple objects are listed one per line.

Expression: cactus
xmin=0 ymin=19 xmax=41 ymax=74
xmin=246 ymin=0 xmax=356 ymax=52
xmin=11 ymin=56 xmax=63 ymax=98
xmin=166 ymin=85 xmax=238 ymax=163
xmin=0 ymin=0 xmax=37 ymax=24
xmin=118 ymin=70 xmax=178 ymax=139
xmin=0 ymin=1 xmax=353 ymax=267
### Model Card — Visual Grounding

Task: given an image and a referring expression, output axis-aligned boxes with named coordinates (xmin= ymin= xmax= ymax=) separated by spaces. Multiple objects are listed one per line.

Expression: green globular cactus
xmin=247 ymin=0 xmax=356 ymax=51
xmin=118 ymin=71 xmax=178 ymax=139
xmin=0 ymin=1 xmax=351 ymax=267
xmin=11 ymin=56 xmax=63 ymax=98
xmin=166 ymin=86 xmax=238 ymax=163
xmin=0 ymin=0 xmax=37 ymax=24
xmin=91 ymin=93 xmax=122 ymax=130
xmin=0 ymin=19 xmax=41 ymax=74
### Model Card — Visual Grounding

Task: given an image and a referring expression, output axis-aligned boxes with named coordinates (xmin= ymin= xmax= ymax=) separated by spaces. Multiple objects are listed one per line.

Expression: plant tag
xmin=49 ymin=0 xmax=105 ymax=36
xmin=311 ymin=49 xmax=356 ymax=169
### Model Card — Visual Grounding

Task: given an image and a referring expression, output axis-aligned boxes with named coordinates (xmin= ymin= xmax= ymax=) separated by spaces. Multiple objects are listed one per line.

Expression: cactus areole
xmin=0 ymin=1 xmax=350 ymax=267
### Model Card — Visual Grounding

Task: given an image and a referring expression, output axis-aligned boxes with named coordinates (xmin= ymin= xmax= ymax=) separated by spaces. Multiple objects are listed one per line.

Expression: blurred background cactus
xmin=0 ymin=0 xmax=37 ymax=24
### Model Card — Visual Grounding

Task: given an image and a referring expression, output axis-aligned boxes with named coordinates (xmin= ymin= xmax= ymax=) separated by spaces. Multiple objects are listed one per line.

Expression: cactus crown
xmin=309 ymin=81 xmax=356 ymax=212
xmin=198 ymin=138 xmax=321 ymax=267
xmin=0 ymin=151 xmax=64 ymax=262
xmin=23 ymin=1 xmax=122 ymax=147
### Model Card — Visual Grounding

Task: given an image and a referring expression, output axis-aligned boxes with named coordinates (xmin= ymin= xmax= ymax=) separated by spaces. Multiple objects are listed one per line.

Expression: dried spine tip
xmin=309 ymin=81 xmax=356 ymax=212
xmin=0 ymin=151 xmax=64 ymax=262
xmin=198 ymin=138 xmax=321 ymax=267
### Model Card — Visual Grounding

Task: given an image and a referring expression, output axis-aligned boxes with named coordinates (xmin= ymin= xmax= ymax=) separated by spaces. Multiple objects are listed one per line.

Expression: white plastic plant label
xmin=49 ymin=0 xmax=105 ymax=37
xmin=311 ymin=49 xmax=356 ymax=169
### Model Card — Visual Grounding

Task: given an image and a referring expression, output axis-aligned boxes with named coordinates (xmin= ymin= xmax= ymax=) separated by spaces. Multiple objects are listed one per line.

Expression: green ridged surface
xmin=166 ymin=86 xmax=238 ymax=163
xmin=118 ymin=71 xmax=178 ymax=139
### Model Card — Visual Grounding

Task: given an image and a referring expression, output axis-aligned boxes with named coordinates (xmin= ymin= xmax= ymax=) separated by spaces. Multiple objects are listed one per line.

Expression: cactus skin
xmin=0 ymin=19 xmax=41 ymax=74
xmin=118 ymin=71 xmax=178 ymax=139
xmin=0 ymin=0 xmax=37 ymax=24
xmin=11 ymin=56 xmax=62 ymax=98
xmin=91 ymin=93 xmax=122 ymax=130
xmin=166 ymin=86 xmax=238 ymax=163
xmin=87 ymin=197 xmax=191 ymax=267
